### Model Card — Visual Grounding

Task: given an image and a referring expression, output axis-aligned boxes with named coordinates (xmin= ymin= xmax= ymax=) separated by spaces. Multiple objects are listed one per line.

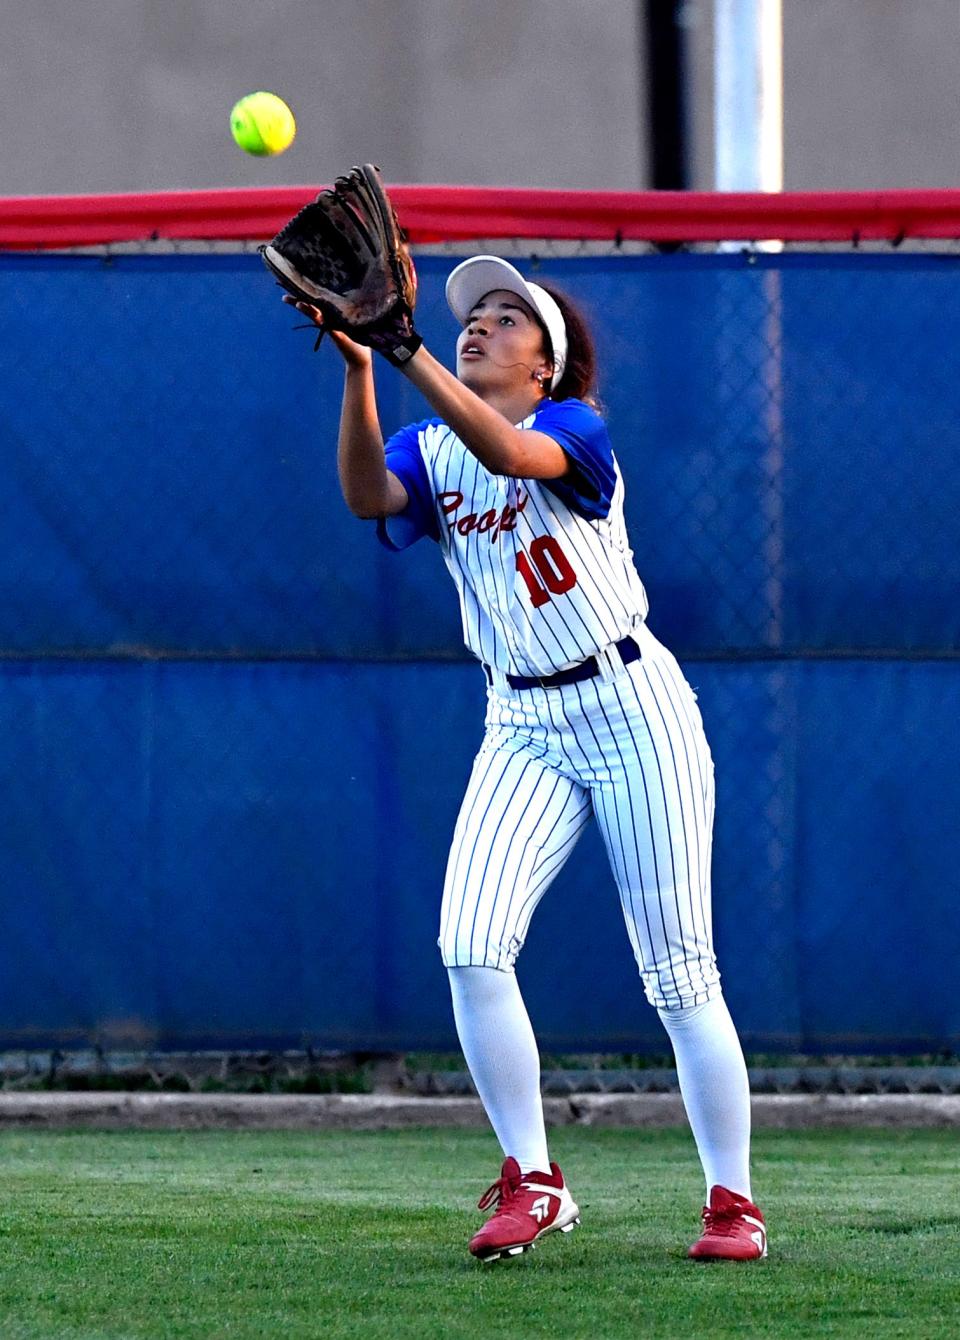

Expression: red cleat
xmin=688 ymin=1185 xmax=767 ymax=1260
xmin=468 ymin=1157 xmax=580 ymax=1262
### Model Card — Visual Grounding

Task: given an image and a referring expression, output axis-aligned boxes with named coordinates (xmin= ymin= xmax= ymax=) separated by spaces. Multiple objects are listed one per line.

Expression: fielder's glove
xmin=260 ymin=163 xmax=422 ymax=367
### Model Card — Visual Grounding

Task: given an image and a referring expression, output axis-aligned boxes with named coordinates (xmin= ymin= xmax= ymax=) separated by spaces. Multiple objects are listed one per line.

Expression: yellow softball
xmin=230 ymin=91 xmax=296 ymax=156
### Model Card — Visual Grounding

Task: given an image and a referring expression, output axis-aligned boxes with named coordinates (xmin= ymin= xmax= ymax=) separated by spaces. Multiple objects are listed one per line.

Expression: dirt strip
xmin=0 ymin=1092 xmax=957 ymax=1130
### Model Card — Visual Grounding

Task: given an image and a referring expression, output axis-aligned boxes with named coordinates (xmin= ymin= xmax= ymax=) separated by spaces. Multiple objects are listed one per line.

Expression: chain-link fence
xmin=3 ymin=1048 xmax=958 ymax=1096
xmin=1 ymin=232 xmax=958 ymax=1055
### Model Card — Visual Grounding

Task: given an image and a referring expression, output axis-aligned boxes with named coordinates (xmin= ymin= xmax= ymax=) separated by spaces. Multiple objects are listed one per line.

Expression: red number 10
xmin=516 ymin=536 xmax=578 ymax=608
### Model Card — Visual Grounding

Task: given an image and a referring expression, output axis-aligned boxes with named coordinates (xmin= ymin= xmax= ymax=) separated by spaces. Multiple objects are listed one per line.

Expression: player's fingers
xmin=282 ymin=295 xmax=324 ymax=325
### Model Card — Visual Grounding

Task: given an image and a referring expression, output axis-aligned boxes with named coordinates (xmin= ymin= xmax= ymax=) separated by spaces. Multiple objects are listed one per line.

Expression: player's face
xmin=456 ymin=289 xmax=551 ymax=394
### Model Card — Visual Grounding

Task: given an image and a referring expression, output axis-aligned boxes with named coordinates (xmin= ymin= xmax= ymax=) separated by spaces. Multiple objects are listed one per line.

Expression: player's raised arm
xmin=392 ymin=256 xmax=580 ymax=479
xmin=398 ymin=341 xmax=568 ymax=481
xmin=281 ymin=297 xmax=408 ymax=520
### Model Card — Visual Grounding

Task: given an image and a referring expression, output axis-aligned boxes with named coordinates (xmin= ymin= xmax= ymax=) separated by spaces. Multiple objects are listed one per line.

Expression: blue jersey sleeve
xmin=375 ymin=419 xmax=441 ymax=551
xmin=531 ymin=398 xmax=616 ymax=521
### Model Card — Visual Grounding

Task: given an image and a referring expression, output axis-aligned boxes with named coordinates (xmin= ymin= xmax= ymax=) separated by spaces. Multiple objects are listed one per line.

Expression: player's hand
xmin=282 ymin=296 xmax=373 ymax=368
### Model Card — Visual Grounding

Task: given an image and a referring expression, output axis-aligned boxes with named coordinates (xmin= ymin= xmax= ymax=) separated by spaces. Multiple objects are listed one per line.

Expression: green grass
xmin=0 ymin=1128 xmax=957 ymax=1339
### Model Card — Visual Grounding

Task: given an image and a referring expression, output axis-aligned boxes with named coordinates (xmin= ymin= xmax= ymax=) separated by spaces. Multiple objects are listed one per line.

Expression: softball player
xmin=285 ymin=257 xmax=766 ymax=1263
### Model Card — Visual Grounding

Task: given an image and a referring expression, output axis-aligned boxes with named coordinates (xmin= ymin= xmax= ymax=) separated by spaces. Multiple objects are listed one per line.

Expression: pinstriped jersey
xmin=377 ymin=397 xmax=649 ymax=677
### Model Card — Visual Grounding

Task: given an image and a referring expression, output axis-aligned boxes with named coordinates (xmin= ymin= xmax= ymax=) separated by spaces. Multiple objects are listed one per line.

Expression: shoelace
xmin=477 ymin=1171 xmax=522 ymax=1212
xmin=700 ymin=1203 xmax=751 ymax=1238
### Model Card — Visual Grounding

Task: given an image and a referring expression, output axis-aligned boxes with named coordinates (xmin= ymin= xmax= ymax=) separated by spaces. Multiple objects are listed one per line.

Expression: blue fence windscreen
xmin=1 ymin=251 xmax=958 ymax=1052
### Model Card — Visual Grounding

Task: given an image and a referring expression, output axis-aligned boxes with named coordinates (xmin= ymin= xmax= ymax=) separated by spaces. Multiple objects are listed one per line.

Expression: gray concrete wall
xmin=781 ymin=0 xmax=960 ymax=188
xmin=0 ymin=0 xmax=647 ymax=195
xmin=684 ymin=0 xmax=960 ymax=190
xmin=0 ymin=1 xmax=955 ymax=198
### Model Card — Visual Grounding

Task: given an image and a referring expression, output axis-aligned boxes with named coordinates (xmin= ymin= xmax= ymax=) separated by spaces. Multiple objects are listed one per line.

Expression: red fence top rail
xmin=1 ymin=186 xmax=960 ymax=249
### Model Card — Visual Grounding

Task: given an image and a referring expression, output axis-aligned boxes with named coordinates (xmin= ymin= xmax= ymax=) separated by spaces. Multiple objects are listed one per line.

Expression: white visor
xmin=445 ymin=255 xmax=568 ymax=391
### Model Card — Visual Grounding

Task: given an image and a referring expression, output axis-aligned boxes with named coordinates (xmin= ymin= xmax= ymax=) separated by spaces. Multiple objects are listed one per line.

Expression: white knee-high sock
xmin=658 ymin=994 xmax=753 ymax=1200
xmin=447 ymin=965 xmax=550 ymax=1173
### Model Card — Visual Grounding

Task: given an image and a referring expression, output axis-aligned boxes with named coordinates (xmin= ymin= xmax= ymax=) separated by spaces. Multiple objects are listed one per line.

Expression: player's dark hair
xmin=536 ymin=283 xmax=599 ymax=408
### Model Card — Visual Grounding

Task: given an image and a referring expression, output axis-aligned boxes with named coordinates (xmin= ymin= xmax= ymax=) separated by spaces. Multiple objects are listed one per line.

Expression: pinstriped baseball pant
xmin=438 ymin=622 xmax=720 ymax=1011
